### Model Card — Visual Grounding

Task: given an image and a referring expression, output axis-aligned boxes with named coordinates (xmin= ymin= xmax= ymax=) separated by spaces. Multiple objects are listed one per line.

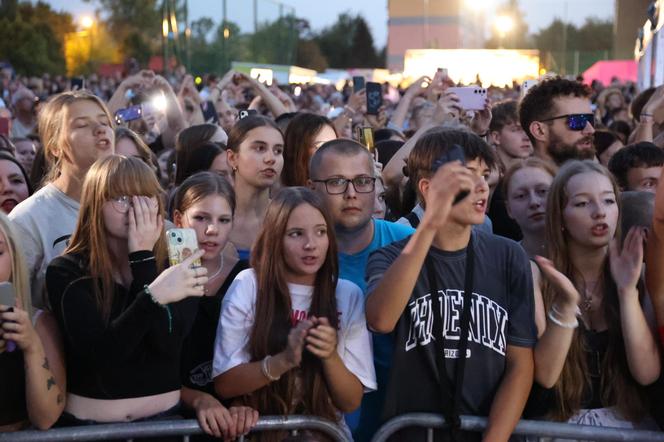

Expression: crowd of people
xmin=2 ymin=60 xmax=664 ymax=442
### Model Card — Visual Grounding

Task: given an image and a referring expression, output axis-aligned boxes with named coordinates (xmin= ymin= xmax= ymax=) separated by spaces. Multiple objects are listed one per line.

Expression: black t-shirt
xmin=366 ymin=230 xmax=537 ymax=441
xmin=488 ymin=182 xmax=522 ymax=241
xmin=181 ymin=260 xmax=249 ymax=396
xmin=47 ymin=251 xmax=199 ymax=399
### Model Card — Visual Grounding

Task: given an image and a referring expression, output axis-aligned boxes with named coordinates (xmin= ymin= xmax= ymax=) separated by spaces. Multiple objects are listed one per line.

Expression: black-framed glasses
xmin=540 ymin=113 xmax=595 ymax=131
xmin=312 ymin=176 xmax=376 ymax=195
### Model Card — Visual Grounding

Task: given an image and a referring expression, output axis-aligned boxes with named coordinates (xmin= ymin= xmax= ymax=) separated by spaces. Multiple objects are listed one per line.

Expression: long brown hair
xmin=543 ymin=159 xmax=647 ymax=421
xmin=282 ymin=113 xmax=337 ymax=187
xmin=247 ymin=187 xmax=339 ymax=426
xmin=65 ymin=155 xmax=167 ymax=323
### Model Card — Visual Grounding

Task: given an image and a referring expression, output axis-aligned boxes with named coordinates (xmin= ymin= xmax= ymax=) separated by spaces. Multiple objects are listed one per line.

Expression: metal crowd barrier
xmin=371 ymin=413 xmax=664 ymax=442
xmin=0 ymin=416 xmax=351 ymax=442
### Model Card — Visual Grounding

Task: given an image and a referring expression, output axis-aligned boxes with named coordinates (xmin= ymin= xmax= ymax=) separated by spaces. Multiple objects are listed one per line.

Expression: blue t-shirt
xmin=339 ymin=219 xmax=414 ymax=293
xmin=338 ymin=219 xmax=413 ymax=440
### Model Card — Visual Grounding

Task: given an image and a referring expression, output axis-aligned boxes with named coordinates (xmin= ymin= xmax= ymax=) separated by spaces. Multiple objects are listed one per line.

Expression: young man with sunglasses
xmin=519 ymin=77 xmax=596 ymax=166
xmin=308 ymin=139 xmax=413 ymax=442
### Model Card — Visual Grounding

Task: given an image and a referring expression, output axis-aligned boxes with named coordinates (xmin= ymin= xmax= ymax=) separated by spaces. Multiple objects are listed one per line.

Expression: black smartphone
xmin=70 ymin=77 xmax=85 ymax=90
xmin=201 ymin=100 xmax=219 ymax=124
xmin=114 ymin=105 xmax=143 ymax=125
xmin=432 ymin=144 xmax=469 ymax=205
xmin=352 ymin=76 xmax=365 ymax=93
xmin=366 ymin=82 xmax=382 ymax=116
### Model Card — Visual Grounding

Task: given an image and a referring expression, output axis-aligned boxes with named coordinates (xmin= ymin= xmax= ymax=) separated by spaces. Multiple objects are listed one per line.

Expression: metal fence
xmin=0 ymin=416 xmax=351 ymax=442
xmin=371 ymin=413 xmax=664 ymax=442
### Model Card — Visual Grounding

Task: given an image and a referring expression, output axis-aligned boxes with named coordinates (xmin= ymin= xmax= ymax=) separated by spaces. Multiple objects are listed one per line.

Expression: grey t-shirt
xmin=366 ymin=229 xmax=536 ymax=439
xmin=9 ymin=183 xmax=79 ymax=308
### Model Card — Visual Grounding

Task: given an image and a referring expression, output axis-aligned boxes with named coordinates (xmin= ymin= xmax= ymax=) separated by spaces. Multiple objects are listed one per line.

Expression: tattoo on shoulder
xmin=42 ymin=358 xmax=50 ymax=370
xmin=47 ymin=377 xmax=56 ymax=390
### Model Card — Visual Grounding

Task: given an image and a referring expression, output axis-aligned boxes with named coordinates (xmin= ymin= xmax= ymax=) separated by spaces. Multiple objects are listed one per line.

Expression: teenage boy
xmin=519 ymin=77 xmax=595 ymax=166
xmin=488 ymin=100 xmax=533 ymax=240
xmin=366 ymin=129 xmax=536 ymax=441
xmin=308 ymin=138 xmax=413 ymax=441
xmin=608 ymin=142 xmax=664 ymax=193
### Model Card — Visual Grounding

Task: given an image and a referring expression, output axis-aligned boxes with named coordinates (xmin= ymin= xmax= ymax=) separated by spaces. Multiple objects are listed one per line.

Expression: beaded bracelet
xmin=144 ymin=285 xmax=172 ymax=333
xmin=261 ymin=355 xmax=280 ymax=382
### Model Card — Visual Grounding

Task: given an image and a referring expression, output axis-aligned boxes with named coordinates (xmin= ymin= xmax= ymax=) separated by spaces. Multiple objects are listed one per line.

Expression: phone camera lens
xmin=177 ymin=238 xmax=182 ymax=243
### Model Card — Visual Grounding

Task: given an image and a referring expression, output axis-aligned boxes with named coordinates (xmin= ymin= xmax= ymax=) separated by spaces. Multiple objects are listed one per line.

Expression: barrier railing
xmin=0 ymin=416 xmax=351 ymax=442
xmin=371 ymin=413 xmax=664 ymax=442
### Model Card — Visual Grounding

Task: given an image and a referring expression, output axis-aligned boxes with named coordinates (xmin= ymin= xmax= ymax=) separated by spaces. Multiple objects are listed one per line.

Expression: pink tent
xmin=582 ymin=60 xmax=637 ymax=86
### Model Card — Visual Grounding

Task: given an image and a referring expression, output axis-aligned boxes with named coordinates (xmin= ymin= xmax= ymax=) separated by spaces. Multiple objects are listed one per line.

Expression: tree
xmin=315 ymin=13 xmax=382 ymax=68
xmin=296 ymin=39 xmax=328 ymax=71
xmin=0 ymin=1 xmax=74 ymax=75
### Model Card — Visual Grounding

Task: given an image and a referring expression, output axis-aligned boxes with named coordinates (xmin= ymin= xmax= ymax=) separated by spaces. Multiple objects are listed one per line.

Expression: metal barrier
xmin=371 ymin=413 xmax=664 ymax=442
xmin=0 ymin=416 xmax=351 ymax=442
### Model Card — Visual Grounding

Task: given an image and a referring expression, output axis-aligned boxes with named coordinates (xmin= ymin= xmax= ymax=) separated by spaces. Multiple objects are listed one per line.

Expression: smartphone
xmin=201 ymin=100 xmax=219 ymax=124
xmin=238 ymin=109 xmax=258 ymax=119
xmin=447 ymin=86 xmax=487 ymax=111
xmin=366 ymin=82 xmax=382 ymax=115
xmin=356 ymin=126 xmax=374 ymax=152
xmin=0 ymin=282 xmax=17 ymax=352
xmin=0 ymin=282 xmax=15 ymax=307
xmin=432 ymin=144 xmax=469 ymax=205
xmin=167 ymin=228 xmax=201 ymax=267
xmin=521 ymin=80 xmax=538 ymax=98
xmin=70 ymin=77 xmax=85 ymax=91
xmin=352 ymin=76 xmax=365 ymax=93
xmin=114 ymin=105 xmax=143 ymax=125
xmin=0 ymin=117 xmax=9 ymax=137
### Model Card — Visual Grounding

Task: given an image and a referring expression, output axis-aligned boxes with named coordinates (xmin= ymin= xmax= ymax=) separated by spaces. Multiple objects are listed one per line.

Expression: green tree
xmin=296 ymin=39 xmax=328 ymax=71
xmin=315 ymin=13 xmax=381 ymax=68
xmin=0 ymin=1 xmax=74 ymax=75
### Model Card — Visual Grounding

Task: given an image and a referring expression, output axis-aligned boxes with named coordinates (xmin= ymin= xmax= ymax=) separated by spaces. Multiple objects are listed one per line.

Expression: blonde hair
xmin=38 ymin=91 xmax=114 ymax=183
xmin=65 ymin=155 xmax=167 ymax=322
xmin=0 ymin=212 xmax=32 ymax=314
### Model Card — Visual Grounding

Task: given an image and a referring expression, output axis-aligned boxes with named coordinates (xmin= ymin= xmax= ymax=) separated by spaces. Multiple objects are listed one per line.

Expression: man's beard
xmin=548 ymin=132 xmax=596 ymax=165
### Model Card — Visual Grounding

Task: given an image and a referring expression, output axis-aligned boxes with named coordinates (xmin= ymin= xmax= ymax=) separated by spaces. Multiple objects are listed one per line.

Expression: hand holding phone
xmin=366 ymin=82 xmax=382 ymax=115
xmin=167 ymin=228 xmax=202 ymax=267
xmin=0 ymin=282 xmax=17 ymax=353
xmin=447 ymin=86 xmax=487 ymax=111
xmin=352 ymin=76 xmax=365 ymax=93
xmin=432 ymin=144 xmax=470 ymax=205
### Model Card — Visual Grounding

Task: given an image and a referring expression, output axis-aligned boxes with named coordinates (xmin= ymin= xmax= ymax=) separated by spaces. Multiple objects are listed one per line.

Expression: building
xmin=615 ymin=0 xmax=651 ymax=59
xmin=387 ymin=0 xmax=485 ymax=72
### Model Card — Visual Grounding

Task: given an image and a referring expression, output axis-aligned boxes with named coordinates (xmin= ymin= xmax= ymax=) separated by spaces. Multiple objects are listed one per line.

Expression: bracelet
xmin=129 ymin=255 xmax=156 ymax=265
xmin=551 ymin=303 xmax=581 ymax=318
xmin=144 ymin=285 xmax=172 ymax=333
xmin=261 ymin=355 xmax=280 ymax=382
xmin=547 ymin=308 xmax=579 ymax=329
xmin=641 ymin=112 xmax=654 ymax=117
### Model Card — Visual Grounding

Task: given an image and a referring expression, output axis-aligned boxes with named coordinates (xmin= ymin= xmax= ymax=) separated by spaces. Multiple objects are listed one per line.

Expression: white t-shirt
xmin=212 ymin=269 xmax=377 ymax=393
xmin=9 ymin=183 xmax=80 ymax=309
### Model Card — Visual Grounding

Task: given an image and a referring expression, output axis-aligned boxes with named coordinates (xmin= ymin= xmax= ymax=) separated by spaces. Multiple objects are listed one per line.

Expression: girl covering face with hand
xmin=46 ymin=155 xmax=209 ymax=428
xmin=212 ymin=187 xmax=376 ymax=441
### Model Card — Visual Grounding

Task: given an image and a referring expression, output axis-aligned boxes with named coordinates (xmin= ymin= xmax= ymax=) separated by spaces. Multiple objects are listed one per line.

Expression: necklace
xmin=582 ymin=280 xmax=599 ymax=312
xmin=203 ymin=255 xmax=225 ymax=294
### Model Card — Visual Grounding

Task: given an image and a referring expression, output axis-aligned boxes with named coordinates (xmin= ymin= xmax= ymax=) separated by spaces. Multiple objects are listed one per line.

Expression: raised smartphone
xmin=167 ymin=228 xmax=201 ymax=267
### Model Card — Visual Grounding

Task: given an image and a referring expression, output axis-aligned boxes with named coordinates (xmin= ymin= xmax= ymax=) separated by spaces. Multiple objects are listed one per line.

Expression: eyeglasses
xmin=312 ymin=176 xmax=376 ymax=195
xmin=110 ymin=195 xmax=132 ymax=213
xmin=540 ymin=113 xmax=595 ymax=131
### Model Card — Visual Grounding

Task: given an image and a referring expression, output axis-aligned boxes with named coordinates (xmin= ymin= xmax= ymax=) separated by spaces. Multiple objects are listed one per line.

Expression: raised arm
xmin=365 ymin=162 xmax=475 ymax=333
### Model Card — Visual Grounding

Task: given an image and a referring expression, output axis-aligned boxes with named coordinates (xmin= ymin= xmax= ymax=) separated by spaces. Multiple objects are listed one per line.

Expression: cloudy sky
xmin=46 ymin=0 xmax=615 ymax=48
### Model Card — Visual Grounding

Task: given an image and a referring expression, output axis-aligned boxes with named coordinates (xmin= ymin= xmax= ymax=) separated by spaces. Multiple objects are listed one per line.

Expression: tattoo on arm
xmin=42 ymin=358 xmax=50 ymax=370
xmin=46 ymin=376 xmax=56 ymax=390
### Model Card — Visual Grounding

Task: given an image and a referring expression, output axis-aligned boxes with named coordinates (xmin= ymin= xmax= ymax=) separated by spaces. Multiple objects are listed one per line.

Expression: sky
xmin=45 ymin=0 xmax=615 ymax=49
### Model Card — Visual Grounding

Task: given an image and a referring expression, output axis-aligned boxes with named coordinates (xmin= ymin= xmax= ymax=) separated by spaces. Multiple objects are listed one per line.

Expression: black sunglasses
xmin=540 ymin=113 xmax=594 ymax=131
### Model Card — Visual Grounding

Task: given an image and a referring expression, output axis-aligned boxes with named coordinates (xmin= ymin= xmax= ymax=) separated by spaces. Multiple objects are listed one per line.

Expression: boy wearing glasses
xmin=519 ymin=77 xmax=596 ymax=166
xmin=308 ymin=138 xmax=413 ymax=442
